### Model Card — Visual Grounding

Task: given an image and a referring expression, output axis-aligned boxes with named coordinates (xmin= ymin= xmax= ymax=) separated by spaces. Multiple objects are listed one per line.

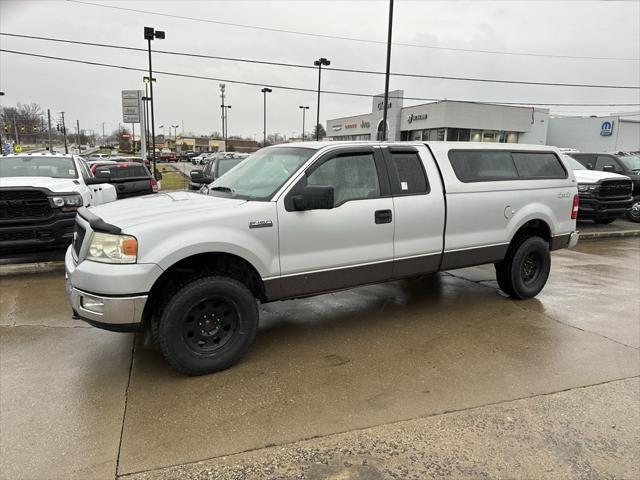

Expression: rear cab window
xmin=448 ymin=150 xmax=567 ymax=182
xmin=385 ymin=150 xmax=430 ymax=195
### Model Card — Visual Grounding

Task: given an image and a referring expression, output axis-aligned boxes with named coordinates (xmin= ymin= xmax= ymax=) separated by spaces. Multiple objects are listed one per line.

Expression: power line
xmin=2 ymin=32 xmax=639 ymax=90
xmin=65 ymin=0 xmax=639 ymax=62
xmin=2 ymin=48 xmax=639 ymax=108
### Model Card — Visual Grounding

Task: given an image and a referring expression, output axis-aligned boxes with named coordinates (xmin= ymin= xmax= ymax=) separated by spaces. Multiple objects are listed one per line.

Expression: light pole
xmin=313 ymin=57 xmax=330 ymax=140
xmin=171 ymin=124 xmax=179 ymax=150
xmin=144 ymin=26 xmax=165 ymax=176
xmin=219 ymin=83 xmax=226 ymax=144
xmin=381 ymin=0 xmax=395 ymax=141
xmin=143 ymin=76 xmax=155 ymax=158
xmin=299 ymin=105 xmax=309 ymax=140
xmin=221 ymin=105 xmax=231 ymax=145
xmin=261 ymin=88 xmax=272 ymax=145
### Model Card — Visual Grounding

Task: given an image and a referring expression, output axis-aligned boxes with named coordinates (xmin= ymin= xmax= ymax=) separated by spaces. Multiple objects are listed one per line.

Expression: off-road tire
xmin=626 ymin=202 xmax=640 ymax=223
xmin=157 ymin=276 xmax=258 ymax=375
xmin=494 ymin=236 xmax=550 ymax=299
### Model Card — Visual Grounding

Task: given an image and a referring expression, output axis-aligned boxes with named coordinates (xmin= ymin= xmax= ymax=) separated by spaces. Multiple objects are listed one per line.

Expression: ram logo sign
xmin=600 ymin=121 xmax=614 ymax=136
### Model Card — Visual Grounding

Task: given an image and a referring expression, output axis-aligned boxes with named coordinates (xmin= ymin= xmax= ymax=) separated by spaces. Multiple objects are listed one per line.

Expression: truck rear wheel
xmin=495 ymin=236 xmax=551 ymax=299
xmin=157 ymin=276 xmax=258 ymax=375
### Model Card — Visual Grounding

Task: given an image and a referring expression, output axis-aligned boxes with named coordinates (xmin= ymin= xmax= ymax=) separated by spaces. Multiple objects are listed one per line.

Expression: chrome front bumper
xmin=66 ymin=279 xmax=147 ymax=329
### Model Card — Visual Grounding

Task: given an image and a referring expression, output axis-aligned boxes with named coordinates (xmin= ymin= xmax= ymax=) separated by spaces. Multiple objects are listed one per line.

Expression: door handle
xmin=375 ymin=209 xmax=392 ymax=224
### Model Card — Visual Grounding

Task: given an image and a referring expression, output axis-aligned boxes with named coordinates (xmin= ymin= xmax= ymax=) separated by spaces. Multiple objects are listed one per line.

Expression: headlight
xmin=49 ymin=194 xmax=83 ymax=211
xmin=577 ymin=183 xmax=599 ymax=193
xmin=87 ymin=232 xmax=138 ymax=264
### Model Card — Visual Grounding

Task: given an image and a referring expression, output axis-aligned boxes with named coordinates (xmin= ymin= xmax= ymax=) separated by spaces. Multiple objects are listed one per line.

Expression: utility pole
xmin=131 ymin=122 xmax=135 ymax=153
xmin=102 ymin=121 xmax=105 ymax=144
xmin=381 ymin=0 xmax=394 ymax=141
xmin=61 ymin=112 xmax=68 ymax=154
xmin=76 ymin=119 xmax=80 ymax=153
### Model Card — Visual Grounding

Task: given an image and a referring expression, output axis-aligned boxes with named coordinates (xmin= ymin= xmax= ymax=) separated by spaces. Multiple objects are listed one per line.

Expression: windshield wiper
xmin=209 ymin=186 xmax=233 ymax=193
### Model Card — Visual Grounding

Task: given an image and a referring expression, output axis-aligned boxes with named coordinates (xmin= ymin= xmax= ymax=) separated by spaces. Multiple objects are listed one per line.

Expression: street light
xmin=144 ymin=26 xmax=165 ymax=176
xmin=219 ymin=83 xmax=226 ymax=146
xmin=313 ymin=57 xmax=330 ymax=140
xmin=299 ymin=106 xmax=309 ymax=141
xmin=261 ymin=88 xmax=272 ymax=145
xmin=143 ymin=76 xmax=156 ymax=157
xmin=171 ymin=124 xmax=179 ymax=149
xmin=220 ymin=105 xmax=231 ymax=144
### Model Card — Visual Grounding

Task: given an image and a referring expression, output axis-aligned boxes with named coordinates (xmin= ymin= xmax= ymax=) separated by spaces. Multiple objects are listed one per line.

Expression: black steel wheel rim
xmin=521 ymin=252 xmax=541 ymax=285
xmin=182 ymin=296 xmax=239 ymax=354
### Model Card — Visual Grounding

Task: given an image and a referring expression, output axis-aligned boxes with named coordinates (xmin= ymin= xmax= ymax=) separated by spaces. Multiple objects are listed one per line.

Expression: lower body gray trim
xmin=265 ymin=253 xmax=442 ymax=301
xmin=550 ymin=233 xmax=571 ymax=251
xmin=440 ymin=243 xmax=509 ymax=271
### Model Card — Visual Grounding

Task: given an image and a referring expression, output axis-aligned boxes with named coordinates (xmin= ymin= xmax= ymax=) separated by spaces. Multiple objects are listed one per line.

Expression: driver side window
xmin=307 ymin=153 xmax=380 ymax=207
xmin=595 ymin=155 xmax=621 ymax=173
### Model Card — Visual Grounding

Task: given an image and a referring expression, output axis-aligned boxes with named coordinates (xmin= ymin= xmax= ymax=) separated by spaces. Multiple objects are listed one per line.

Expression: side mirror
xmin=586 ymin=163 xmax=594 ymax=170
xmin=190 ymin=169 xmax=203 ymax=178
xmin=85 ymin=177 xmax=110 ymax=185
xmin=199 ymin=176 xmax=215 ymax=184
xmin=602 ymin=164 xmax=616 ymax=172
xmin=291 ymin=185 xmax=334 ymax=211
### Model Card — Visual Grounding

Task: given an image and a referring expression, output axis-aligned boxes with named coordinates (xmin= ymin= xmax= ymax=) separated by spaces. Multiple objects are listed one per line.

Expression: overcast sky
xmin=1 ymin=0 xmax=639 ymax=140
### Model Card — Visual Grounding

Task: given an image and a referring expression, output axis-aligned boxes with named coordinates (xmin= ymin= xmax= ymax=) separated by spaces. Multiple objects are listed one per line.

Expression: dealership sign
xmin=407 ymin=112 xmax=428 ymax=124
xmin=600 ymin=121 xmax=614 ymax=136
xmin=122 ymin=90 xmax=143 ymax=123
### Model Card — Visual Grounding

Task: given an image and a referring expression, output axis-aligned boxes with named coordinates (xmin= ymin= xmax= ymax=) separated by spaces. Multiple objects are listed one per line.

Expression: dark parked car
xmin=94 ymin=162 xmax=159 ymax=199
xmin=189 ymin=155 xmax=246 ymax=190
xmin=180 ymin=150 xmax=197 ymax=161
xmin=570 ymin=152 xmax=640 ymax=222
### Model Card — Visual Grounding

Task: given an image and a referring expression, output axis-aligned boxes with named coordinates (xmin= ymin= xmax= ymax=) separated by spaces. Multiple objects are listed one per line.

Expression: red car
xmin=160 ymin=151 xmax=180 ymax=162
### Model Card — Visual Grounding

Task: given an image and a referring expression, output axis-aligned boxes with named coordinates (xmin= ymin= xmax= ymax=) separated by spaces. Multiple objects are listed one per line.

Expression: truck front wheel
xmin=157 ymin=276 xmax=258 ymax=375
xmin=626 ymin=202 xmax=640 ymax=223
xmin=495 ymin=236 xmax=551 ymax=299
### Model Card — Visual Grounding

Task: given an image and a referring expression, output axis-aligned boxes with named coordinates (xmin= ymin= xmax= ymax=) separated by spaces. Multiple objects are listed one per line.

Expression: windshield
xmin=562 ymin=154 xmax=586 ymax=171
xmin=218 ymin=158 xmax=244 ymax=177
xmin=618 ymin=155 xmax=640 ymax=171
xmin=0 ymin=156 xmax=78 ymax=179
xmin=207 ymin=146 xmax=316 ymax=200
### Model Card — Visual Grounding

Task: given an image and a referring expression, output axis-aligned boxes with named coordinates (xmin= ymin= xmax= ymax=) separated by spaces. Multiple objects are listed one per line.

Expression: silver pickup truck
xmin=65 ymin=142 xmax=579 ymax=375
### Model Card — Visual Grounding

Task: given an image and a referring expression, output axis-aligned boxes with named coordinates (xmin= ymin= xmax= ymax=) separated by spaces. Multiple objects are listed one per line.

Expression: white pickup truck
xmin=0 ymin=153 xmax=117 ymax=253
xmin=65 ymin=142 xmax=579 ymax=375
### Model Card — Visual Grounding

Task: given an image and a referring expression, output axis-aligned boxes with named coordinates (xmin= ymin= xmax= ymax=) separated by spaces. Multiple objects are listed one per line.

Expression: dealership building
xmin=326 ymin=90 xmax=550 ymax=145
xmin=546 ymin=114 xmax=640 ymax=153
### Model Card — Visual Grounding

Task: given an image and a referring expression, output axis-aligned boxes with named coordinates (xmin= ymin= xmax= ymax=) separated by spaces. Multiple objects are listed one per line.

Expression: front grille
xmin=0 ymin=230 xmax=36 ymax=242
xmin=599 ymin=180 xmax=632 ymax=198
xmin=0 ymin=189 xmax=53 ymax=220
xmin=73 ymin=222 xmax=86 ymax=256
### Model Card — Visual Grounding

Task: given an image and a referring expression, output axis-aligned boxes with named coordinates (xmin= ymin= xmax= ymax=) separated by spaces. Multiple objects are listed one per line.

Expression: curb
xmin=0 ymin=261 xmax=65 ymax=277
xmin=579 ymin=229 xmax=640 ymax=240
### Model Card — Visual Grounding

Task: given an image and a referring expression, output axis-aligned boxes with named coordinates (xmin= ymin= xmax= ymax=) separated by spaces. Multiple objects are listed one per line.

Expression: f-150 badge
xmin=249 ymin=220 xmax=273 ymax=229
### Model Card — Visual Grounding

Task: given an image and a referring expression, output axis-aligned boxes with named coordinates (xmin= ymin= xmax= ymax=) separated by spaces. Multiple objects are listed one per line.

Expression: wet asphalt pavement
xmin=1 ymin=237 xmax=638 ymax=479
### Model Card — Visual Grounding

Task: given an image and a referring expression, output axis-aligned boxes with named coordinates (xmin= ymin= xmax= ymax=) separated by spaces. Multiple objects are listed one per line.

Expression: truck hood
xmin=0 ymin=176 xmax=81 ymax=193
xmin=87 ymin=191 xmax=247 ymax=230
xmin=572 ymin=170 xmax=629 ymax=183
